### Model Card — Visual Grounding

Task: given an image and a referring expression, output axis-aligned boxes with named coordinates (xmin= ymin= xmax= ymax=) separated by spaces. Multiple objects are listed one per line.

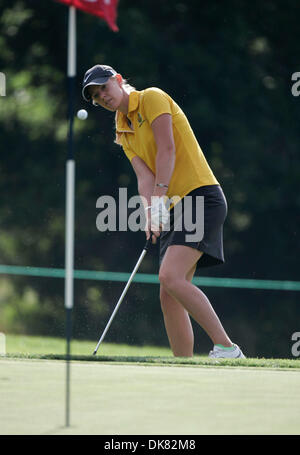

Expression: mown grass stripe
xmin=3 ymin=353 xmax=300 ymax=370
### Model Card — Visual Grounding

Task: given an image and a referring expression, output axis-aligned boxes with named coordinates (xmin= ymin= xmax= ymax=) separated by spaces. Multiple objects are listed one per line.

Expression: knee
xmin=159 ymin=269 xmax=179 ymax=294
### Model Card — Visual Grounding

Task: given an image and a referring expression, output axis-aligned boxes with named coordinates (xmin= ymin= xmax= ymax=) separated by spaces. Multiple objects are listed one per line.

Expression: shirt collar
xmin=127 ymin=91 xmax=140 ymax=113
xmin=116 ymin=91 xmax=140 ymax=133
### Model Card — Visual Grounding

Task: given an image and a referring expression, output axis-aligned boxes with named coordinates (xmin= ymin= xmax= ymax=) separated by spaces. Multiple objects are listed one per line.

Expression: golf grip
xmin=93 ymin=234 xmax=154 ymax=355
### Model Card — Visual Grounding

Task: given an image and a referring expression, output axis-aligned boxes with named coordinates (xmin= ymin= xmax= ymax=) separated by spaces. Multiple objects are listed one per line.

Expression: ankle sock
xmin=215 ymin=344 xmax=235 ymax=351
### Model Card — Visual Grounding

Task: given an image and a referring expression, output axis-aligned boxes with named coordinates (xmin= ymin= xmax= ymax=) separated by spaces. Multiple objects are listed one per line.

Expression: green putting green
xmin=1 ymin=356 xmax=300 ymax=435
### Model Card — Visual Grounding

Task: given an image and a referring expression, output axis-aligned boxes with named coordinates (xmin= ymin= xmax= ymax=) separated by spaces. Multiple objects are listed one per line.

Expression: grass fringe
xmin=3 ymin=353 xmax=300 ymax=370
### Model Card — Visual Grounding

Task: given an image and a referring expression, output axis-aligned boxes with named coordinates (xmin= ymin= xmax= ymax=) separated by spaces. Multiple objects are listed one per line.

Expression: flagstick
xmin=65 ymin=5 xmax=76 ymax=428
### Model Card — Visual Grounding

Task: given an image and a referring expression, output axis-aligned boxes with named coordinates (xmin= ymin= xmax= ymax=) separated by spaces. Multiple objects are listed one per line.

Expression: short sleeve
xmin=142 ymin=88 xmax=172 ymax=125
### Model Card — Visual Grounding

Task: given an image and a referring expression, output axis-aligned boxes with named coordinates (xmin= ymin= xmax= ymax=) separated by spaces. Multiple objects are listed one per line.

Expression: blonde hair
xmin=114 ymin=77 xmax=136 ymax=145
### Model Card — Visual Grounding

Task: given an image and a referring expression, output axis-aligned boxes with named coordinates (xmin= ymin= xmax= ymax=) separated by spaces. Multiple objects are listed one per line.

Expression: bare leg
xmin=160 ymin=265 xmax=196 ymax=357
xmin=159 ymin=245 xmax=232 ymax=354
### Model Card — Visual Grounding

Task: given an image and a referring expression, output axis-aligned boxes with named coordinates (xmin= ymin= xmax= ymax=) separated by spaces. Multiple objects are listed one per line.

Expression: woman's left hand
xmin=145 ymin=197 xmax=169 ymax=244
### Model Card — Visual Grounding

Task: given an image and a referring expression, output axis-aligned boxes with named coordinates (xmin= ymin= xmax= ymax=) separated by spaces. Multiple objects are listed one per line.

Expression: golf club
xmin=93 ymin=235 xmax=153 ymax=355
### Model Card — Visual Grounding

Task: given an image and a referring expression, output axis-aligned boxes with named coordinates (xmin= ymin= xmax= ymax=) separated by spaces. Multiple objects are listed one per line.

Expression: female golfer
xmin=82 ymin=64 xmax=245 ymax=359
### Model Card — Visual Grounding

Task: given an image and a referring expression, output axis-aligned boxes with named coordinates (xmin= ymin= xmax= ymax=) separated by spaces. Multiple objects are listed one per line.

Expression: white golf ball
xmin=77 ymin=109 xmax=88 ymax=120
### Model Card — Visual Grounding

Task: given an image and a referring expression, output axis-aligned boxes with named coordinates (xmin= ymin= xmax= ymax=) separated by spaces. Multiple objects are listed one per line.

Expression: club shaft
xmin=93 ymin=247 xmax=148 ymax=354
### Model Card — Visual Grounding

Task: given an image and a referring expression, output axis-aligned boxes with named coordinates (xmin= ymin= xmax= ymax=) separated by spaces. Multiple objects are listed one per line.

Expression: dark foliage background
xmin=0 ymin=0 xmax=299 ymax=357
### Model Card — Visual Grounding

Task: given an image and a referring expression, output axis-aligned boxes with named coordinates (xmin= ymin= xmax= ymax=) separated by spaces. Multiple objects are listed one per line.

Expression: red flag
xmin=56 ymin=0 xmax=119 ymax=31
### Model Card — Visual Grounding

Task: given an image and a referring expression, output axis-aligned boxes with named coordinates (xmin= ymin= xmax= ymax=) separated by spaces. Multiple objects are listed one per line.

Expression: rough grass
xmin=4 ymin=333 xmax=300 ymax=369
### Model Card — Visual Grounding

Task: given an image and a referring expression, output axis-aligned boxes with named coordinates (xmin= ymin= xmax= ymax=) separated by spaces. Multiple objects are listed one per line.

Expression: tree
xmin=0 ymin=0 xmax=299 ymax=356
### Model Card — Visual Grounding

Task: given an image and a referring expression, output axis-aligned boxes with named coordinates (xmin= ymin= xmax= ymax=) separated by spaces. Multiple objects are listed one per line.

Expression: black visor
xmin=82 ymin=64 xmax=117 ymax=101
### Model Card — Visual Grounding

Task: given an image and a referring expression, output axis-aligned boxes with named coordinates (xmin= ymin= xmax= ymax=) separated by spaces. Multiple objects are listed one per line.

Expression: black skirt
xmin=159 ymin=185 xmax=228 ymax=269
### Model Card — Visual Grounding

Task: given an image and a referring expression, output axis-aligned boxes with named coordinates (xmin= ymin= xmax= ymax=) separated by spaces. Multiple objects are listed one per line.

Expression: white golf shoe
xmin=208 ymin=343 xmax=246 ymax=359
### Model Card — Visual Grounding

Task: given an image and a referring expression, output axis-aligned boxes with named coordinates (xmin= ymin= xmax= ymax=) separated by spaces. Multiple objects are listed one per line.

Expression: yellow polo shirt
xmin=116 ymin=88 xmax=219 ymax=201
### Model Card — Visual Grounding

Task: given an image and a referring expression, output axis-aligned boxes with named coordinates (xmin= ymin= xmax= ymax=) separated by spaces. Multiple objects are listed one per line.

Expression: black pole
xmin=65 ymin=75 xmax=76 ymax=429
xmin=65 ymin=306 xmax=72 ymax=427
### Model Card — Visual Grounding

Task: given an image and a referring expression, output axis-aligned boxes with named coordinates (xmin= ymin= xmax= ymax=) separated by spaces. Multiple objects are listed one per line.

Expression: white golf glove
xmin=148 ymin=196 xmax=170 ymax=231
